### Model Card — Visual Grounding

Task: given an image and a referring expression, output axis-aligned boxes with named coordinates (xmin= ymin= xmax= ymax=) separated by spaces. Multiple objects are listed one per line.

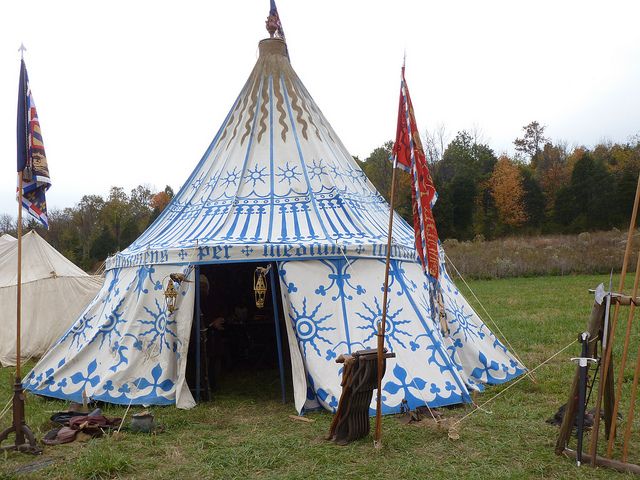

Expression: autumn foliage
xmin=489 ymin=156 xmax=527 ymax=227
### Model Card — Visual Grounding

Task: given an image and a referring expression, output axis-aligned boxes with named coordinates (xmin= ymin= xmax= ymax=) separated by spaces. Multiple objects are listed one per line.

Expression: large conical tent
xmin=0 ymin=230 xmax=103 ymax=367
xmin=26 ymin=37 xmax=524 ymax=412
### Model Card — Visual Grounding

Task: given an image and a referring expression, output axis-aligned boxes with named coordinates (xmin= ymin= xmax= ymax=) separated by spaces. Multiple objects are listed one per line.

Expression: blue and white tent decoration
xmin=25 ymin=38 xmax=524 ymax=412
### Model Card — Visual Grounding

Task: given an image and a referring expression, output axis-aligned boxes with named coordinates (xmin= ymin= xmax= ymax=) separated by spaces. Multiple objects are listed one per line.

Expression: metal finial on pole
xmin=18 ymin=43 xmax=26 ymax=59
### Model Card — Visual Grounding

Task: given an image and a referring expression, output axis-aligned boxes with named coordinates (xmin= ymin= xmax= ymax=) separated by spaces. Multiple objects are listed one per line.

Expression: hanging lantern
xmin=254 ymin=266 xmax=269 ymax=309
xmin=164 ymin=278 xmax=178 ymax=315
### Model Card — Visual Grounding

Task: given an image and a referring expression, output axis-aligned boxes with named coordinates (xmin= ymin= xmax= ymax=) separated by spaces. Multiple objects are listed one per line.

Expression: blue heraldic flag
xmin=17 ymin=59 xmax=52 ymax=228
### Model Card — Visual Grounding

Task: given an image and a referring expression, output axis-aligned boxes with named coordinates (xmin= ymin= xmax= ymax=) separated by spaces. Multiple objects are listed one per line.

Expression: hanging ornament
xmin=254 ymin=265 xmax=271 ymax=309
xmin=163 ymin=278 xmax=178 ymax=315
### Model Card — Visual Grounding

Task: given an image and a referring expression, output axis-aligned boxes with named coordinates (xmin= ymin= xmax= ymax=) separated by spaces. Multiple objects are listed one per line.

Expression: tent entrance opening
xmin=185 ymin=262 xmax=289 ymax=401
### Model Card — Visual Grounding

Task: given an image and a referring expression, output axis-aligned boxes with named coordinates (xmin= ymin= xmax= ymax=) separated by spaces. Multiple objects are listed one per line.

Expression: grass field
xmin=1 ymin=273 xmax=640 ymax=479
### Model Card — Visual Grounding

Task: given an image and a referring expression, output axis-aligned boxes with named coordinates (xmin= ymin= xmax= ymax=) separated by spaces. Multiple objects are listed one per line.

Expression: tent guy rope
xmin=451 ymin=337 xmax=578 ymax=428
xmin=444 ymin=251 xmax=533 ymax=380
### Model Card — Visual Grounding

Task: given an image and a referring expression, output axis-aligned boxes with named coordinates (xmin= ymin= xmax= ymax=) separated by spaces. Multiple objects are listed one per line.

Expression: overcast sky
xmin=1 ymin=0 xmax=639 ymax=216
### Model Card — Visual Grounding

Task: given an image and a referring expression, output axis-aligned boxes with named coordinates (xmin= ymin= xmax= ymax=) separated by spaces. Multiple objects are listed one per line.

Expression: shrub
xmin=443 ymin=229 xmax=637 ymax=279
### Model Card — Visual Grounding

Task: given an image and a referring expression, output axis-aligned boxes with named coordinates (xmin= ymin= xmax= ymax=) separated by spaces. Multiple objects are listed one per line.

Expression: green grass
xmin=1 ymin=273 xmax=639 ymax=479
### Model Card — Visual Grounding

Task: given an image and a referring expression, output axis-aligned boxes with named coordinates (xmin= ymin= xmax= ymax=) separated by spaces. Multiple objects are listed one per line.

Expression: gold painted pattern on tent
xmin=257 ymin=76 xmax=270 ymax=143
xmin=274 ymin=76 xmax=288 ymax=142
xmin=292 ymin=78 xmax=322 ymax=141
xmin=219 ymin=38 xmax=330 ymax=146
xmin=240 ymin=76 xmax=262 ymax=145
xmin=226 ymin=81 xmax=252 ymax=150
xmin=284 ymin=75 xmax=308 ymax=140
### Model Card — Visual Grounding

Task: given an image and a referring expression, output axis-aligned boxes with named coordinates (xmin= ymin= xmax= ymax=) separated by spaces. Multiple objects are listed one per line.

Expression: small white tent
xmin=0 ymin=230 xmax=103 ymax=366
xmin=0 ymin=234 xmax=16 ymax=247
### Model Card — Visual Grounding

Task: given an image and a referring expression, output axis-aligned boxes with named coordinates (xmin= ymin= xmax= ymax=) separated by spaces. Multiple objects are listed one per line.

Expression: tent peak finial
xmin=266 ymin=0 xmax=286 ymax=41
xmin=266 ymin=14 xmax=278 ymax=38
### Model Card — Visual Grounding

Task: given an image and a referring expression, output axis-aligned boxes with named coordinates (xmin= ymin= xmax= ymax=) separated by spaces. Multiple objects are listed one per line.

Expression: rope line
xmin=451 ymin=338 xmax=578 ymax=427
xmin=0 ymin=396 xmax=12 ymax=422
xmin=444 ymin=252 xmax=532 ymax=377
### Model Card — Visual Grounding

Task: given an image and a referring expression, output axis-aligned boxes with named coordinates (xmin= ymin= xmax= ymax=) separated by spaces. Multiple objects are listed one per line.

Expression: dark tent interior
xmin=185 ymin=262 xmax=290 ymax=401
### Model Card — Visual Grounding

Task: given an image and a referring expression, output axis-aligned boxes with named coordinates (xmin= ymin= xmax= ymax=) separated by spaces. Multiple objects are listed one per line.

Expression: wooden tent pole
xmin=374 ymin=161 xmax=398 ymax=449
xmin=589 ymin=173 xmax=640 ymax=463
xmin=622 ymin=338 xmax=640 ymax=461
xmin=607 ymin=250 xmax=640 ymax=456
xmin=0 ymin=49 xmax=39 ymax=454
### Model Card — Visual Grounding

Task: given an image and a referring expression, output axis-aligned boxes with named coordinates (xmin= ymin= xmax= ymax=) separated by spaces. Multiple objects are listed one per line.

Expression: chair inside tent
xmin=25 ymin=35 xmax=524 ymax=413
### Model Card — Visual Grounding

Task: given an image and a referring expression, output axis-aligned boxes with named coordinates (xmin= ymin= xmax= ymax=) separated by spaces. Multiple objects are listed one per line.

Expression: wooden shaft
xmin=606 ymin=250 xmax=640 ymax=456
xmin=563 ymin=449 xmax=640 ymax=475
xmin=590 ymin=173 xmax=640 ymax=463
xmin=622 ymin=342 xmax=640 ymax=461
xmin=603 ymin=346 xmax=616 ymax=443
xmin=16 ymin=173 xmax=23 ymax=381
xmin=374 ymin=162 xmax=398 ymax=446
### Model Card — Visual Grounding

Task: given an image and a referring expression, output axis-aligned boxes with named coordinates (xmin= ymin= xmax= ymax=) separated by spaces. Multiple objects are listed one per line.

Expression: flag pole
xmin=373 ymin=157 xmax=398 ymax=449
xmin=16 ymin=42 xmax=26 ymax=383
xmin=16 ymin=172 xmax=23 ymax=382
xmin=0 ymin=45 xmax=39 ymax=454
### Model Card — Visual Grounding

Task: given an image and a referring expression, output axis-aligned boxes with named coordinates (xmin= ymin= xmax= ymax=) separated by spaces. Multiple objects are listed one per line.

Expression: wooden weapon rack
xmin=556 ymin=175 xmax=640 ymax=474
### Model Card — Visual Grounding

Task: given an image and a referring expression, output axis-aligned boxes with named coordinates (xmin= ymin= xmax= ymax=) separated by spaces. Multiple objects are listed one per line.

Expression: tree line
xmin=0 ymin=185 xmax=174 ymax=272
xmin=1 ymin=120 xmax=638 ymax=271
xmin=358 ymin=121 xmax=640 ymax=241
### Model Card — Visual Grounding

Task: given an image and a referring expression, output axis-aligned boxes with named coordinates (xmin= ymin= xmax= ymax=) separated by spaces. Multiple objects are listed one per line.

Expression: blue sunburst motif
xmin=309 ymin=159 xmax=327 ymax=180
xmin=329 ymin=164 xmax=345 ymax=178
xmin=204 ymin=173 xmax=220 ymax=192
xmin=446 ymin=298 xmax=480 ymax=342
xmin=245 ymin=164 xmax=268 ymax=188
xmin=290 ymin=297 xmax=335 ymax=356
xmin=221 ymin=167 xmax=241 ymax=187
xmin=346 ymin=167 xmax=365 ymax=182
xmin=355 ymin=297 xmax=411 ymax=350
xmin=61 ymin=312 xmax=96 ymax=349
xmin=139 ymin=299 xmax=179 ymax=354
xmin=94 ymin=298 xmax=127 ymax=349
xmin=276 ymin=162 xmax=301 ymax=185
xmin=191 ymin=175 xmax=205 ymax=190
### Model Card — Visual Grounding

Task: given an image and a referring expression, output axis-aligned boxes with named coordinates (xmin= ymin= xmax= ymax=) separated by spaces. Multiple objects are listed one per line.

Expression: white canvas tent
xmin=0 ymin=230 xmax=103 ymax=366
xmin=0 ymin=234 xmax=16 ymax=248
xmin=25 ymin=37 xmax=524 ymax=412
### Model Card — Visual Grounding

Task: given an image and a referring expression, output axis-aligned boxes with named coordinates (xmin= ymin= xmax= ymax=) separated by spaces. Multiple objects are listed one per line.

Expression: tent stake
xmin=374 ymin=160 xmax=398 ymax=448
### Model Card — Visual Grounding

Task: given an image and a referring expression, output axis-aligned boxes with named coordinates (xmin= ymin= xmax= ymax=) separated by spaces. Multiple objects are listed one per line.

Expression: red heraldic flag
xmin=391 ymin=66 xmax=439 ymax=279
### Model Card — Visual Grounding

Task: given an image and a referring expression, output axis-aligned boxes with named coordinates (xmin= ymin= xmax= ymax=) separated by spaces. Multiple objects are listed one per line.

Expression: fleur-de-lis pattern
xmin=25 ymin=265 xmax=196 ymax=407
